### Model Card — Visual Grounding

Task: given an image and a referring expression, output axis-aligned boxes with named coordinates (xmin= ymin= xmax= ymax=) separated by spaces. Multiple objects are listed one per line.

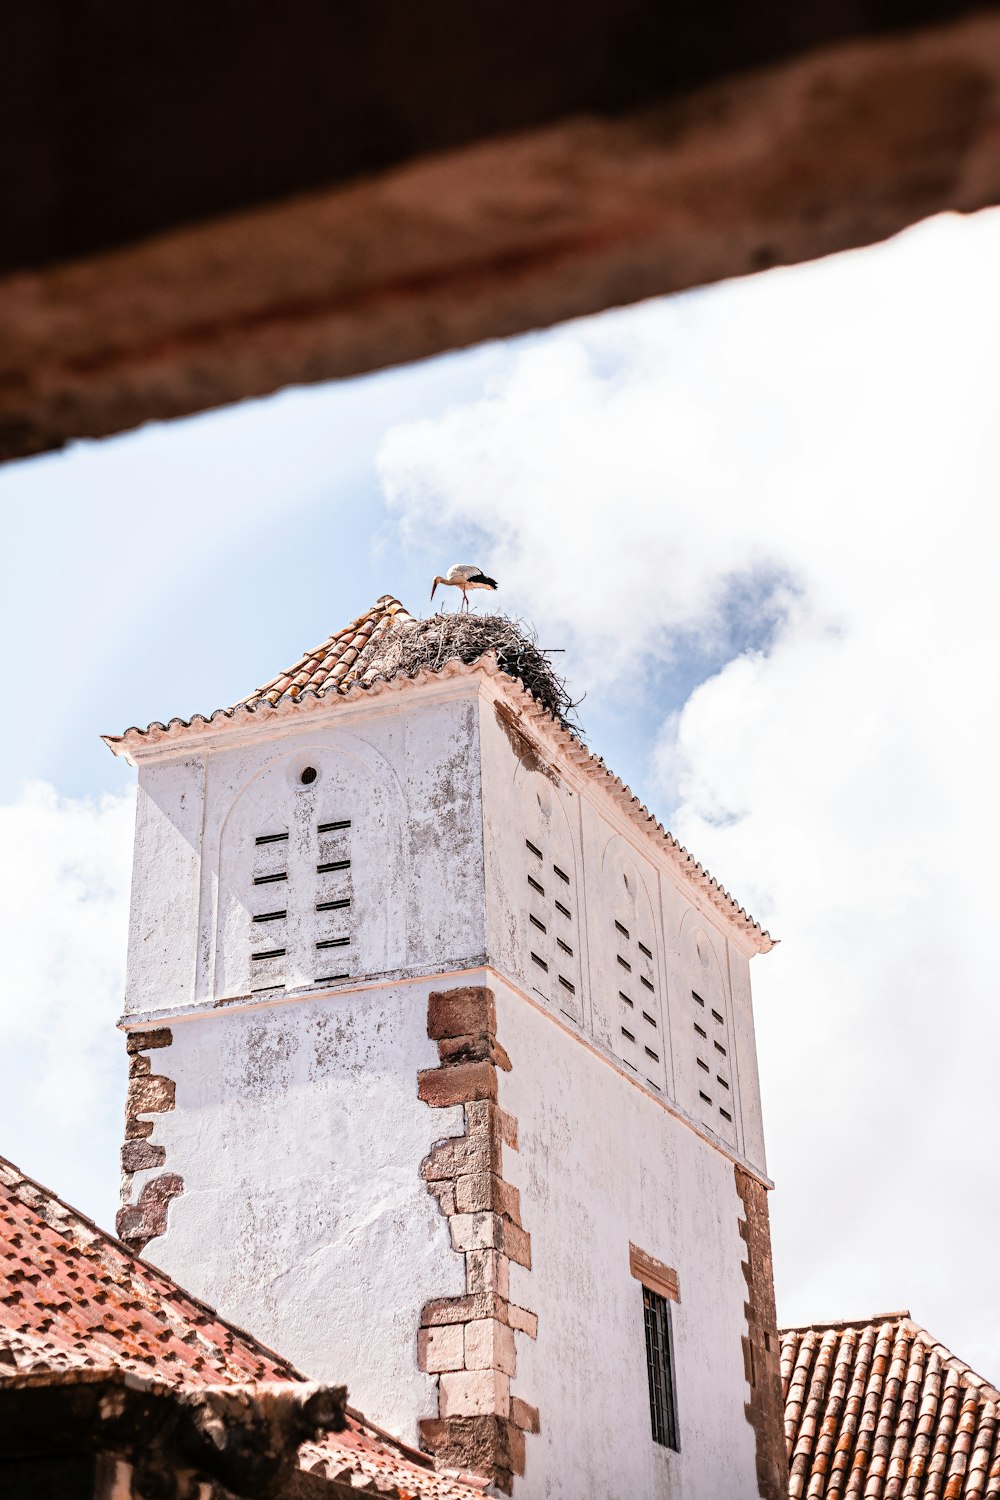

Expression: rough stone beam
xmin=3 ymin=9 xmax=1000 ymax=462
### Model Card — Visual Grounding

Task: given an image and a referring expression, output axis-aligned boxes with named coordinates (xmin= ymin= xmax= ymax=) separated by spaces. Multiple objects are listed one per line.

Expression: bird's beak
xmin=430 ymin=579 xmax=438 ymax=601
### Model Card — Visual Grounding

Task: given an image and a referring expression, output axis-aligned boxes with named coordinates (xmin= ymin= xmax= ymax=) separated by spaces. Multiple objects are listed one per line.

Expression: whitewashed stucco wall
xmin=122 ymin=685 xmax=490 ymax=1441
xmin=494 ymin=977 xmax=760 ymax=1500
xmin=137 ymin=979 xmax=465 ymax=1444
xmin=119 ymin=670 xmax=773 ymax=1484
xmin=124 ymin=686 xmax=488 ymax=1021
xmin=476 ymin=683 xmax=768 ymax=1179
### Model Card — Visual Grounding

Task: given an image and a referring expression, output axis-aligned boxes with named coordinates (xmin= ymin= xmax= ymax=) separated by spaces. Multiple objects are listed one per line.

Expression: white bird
xmin=430 ymin=564 xmax=499 ymax=611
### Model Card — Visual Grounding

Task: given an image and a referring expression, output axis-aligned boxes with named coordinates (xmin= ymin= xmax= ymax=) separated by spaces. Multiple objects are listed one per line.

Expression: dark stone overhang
xmin=4 ymin=2 xmax=1000 ymax=460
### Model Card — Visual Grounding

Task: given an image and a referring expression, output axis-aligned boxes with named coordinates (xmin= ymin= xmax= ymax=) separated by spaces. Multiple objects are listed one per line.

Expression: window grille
xmin=643 ymin=1286 xmax=680 ymax=1450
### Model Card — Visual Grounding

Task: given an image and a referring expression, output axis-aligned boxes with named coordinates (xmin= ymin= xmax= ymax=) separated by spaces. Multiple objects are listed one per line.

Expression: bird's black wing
xmin=468 ymin=573 xmax=498 ymax=588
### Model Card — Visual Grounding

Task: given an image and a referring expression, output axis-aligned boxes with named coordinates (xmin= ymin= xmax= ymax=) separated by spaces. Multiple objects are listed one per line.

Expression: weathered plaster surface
xmin=123 ymin=689 xmax=486 ymax=1020
xmin=132 ymin=980 xmax=464 ymax=1444
xmin=125 ymin=757 xmax=205 ymax=1016
xmin=495 ymin=975 xmax=761 ymax=1499
xmin=477 ymin=680 xmax=768 ymax=1178
xmin=116 ymin=671 xmax=779 ymax=1492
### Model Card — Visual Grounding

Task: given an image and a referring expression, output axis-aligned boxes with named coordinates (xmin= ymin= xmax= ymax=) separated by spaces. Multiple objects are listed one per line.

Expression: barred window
xmin=643 ymin=1285 xmax=680 ymax=1451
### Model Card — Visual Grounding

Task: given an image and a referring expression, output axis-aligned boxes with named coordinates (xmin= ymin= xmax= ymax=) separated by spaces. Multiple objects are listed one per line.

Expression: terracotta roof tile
xmin=238 ymin=595 xmax=416 ymax=710
xmin=781 ymin=1313 xmax=1000 ymax=1499
xmin=0 ymin=1154 xmax=485 ymax=1498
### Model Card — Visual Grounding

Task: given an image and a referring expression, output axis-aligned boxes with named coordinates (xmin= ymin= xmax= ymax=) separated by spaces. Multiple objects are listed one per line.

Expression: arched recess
xmin=677 ymin=910 xmax=738 ymax=1148
xmin=213 ymin=734 xmax=407 ymax=999
xmin=510 ymin=757 xmax=584 ymax=1025
xmin=601 ymin=835 xmax=670 ymax=1097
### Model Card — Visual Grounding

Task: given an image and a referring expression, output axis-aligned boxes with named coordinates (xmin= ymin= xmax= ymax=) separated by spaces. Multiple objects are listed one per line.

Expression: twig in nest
xmin=358 ymin=612 xmax=583 ymax=735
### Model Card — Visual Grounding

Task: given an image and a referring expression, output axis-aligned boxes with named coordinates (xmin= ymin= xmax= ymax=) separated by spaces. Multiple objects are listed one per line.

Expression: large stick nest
xmin=359 ymin=612 xmax=581 ymax=733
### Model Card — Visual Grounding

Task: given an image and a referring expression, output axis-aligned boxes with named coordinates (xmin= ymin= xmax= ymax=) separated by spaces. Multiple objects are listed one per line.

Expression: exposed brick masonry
xmin=417 ymin=986 xmax=538 ymax=1496
xmin=735 ymin=1164 xmax=789 ymax=1500
xmin=116 ymin=1027 xmax=183 ymax=1255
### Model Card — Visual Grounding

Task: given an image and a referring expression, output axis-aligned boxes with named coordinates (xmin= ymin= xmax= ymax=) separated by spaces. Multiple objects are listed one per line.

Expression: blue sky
xmin=3 ymin=207 xmax=999 ymax=1377
xmin=1 ymin=329 xmax=684 ymax=812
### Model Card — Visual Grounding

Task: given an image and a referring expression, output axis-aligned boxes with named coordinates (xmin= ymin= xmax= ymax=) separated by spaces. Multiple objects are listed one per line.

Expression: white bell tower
xmin=107 ymin=596 xmax=787 ymax=1499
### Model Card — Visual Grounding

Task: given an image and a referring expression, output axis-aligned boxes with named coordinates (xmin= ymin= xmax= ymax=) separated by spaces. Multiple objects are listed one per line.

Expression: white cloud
xmin=0 ymin=782 xmax=134 ymax=1226
xmin=379 ymin=210 xmax=1000 ymax=1375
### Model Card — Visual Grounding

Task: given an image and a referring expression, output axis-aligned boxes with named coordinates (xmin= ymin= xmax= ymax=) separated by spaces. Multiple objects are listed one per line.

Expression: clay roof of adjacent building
xmin=781 ymin=1311 xmax=1000 ymax=1499
xmin=0 ymin=1152 xmax=486 ymax=1498
xmin=103 ymin=595 xmax=773 ymax=951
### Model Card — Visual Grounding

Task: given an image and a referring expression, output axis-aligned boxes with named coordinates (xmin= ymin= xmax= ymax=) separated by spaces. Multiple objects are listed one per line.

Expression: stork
xmin=430 ymin=564 xmax=499 ymax=611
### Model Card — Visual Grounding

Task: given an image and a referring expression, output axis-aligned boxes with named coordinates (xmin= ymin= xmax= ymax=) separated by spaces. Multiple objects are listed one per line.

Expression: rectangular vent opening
xmin=621 ymin=1026 xmax=636 ymax=1043
xmin=255 ymin=833 xmax=288 ymax=846
xmin=694 ymin=1022 xmax=707 ymax=1039
xmin=644 ymin=1046 xmax=659 ymax=1062
xmin=530 ymin=914 xmax=546 ymax=933
xmin=316 ymin=973 xmax=349 ymax=985
xmin=316 ymin=937 xmax=350 ymax=950
xmin=714 ymin=1041 xmax=727 ymax=1056
xmin=638 ymin=941 xmax=652 ymax=959
xmin=254 ymin=872 xmax=288 ymax=886
xmin=615 ymin=920 xmax=630 ymax=938
xmin=697 ymin=1058 xmax=710 ymax=1072
xmin=250 ymin=983 xmax=286 ymax=995
xmin=252 ymin=948 xmax=286 ymax=962
xmin=556 ymin=938 xmax=573 ymax=956
xmin=554 ymin=900 xmax=571 ymax=918
xmin=717 ymin=1076 xmax=730 ymax=1090
xmin=525 ymin=839 xmax=543 ymax=859
xmin=640 ymin=976 xmax=654 ymax=993
xmin=316 ymin=898 xmax=351 ymax=912
xmin=619 ymin=991 xmax=634 ymax=1008
xmin=558 ymin=976 xmax=576 ymax=995
xmin=528 ymin=875 xmax=545 ymax=895
xmin=318 ymin=820 xmax=351 ymax=833
xmin=252 ymin=910 xmax=287 ymax=923
xmin=642 ymin=1012 xmax=657 ymax=1027
xmin=317 ymin=860 xmax=351 ymax=874
xmin=617 ymin=956 xmax=632 ymax=972
xmin=712 ymin=1009 xmax=724 ymax=1025
xmin=720 ymin=1107 xmax=733 ymax=1122
xmin=699 ymin=1091 xmax=712 ymax=1104
xmin=692 ymin=990 xmax=705 ymax=1006
xmin=531 ymin=952 xmax=549 ymax=972
xmin=624 ymin=1058 xmax=637 ymax=1072
xmin=646 ymin=1079 xmax=661 ymax=1092
xmin=553 ymin=865 xmax=570 ymax=884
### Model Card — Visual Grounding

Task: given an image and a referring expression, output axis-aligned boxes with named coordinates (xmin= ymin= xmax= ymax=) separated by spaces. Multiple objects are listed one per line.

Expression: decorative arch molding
xmin=510 ymin=758 xmax=585 ymax=1027
xmin=677 ymin=910 xmax=739 ymax=1147
xmin=599 ymin=833 xmax=672 ymax=1096
xmin=211 ymin=733 xmax=408 ymax=999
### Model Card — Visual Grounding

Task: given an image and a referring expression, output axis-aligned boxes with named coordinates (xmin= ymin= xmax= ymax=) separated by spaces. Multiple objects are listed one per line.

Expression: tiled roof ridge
xmin=781 ymin=1310 xmax=1000 ymax=1499
xmin=236 ymin=594 xmax=413 ymax=711
xmin=0 ymin=1151 xmax=304 ymax=1382
xmin=104 ymin=603 xmax=773 ymax=950
xmin=781 ymin=1310 xmax=1000 ymax=1399
xmin=780 ymin=1309 xmax=913 ymax=1334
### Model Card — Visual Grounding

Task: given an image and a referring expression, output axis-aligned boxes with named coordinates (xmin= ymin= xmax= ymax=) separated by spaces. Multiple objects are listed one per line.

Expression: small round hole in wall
xmin=300 ymin=766 xmax=318 ymax=786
